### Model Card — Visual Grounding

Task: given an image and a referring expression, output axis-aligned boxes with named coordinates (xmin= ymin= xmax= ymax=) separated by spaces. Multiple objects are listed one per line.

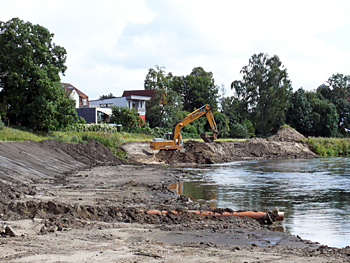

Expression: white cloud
xmin=1 ymin=0 xmax=350 ymax=99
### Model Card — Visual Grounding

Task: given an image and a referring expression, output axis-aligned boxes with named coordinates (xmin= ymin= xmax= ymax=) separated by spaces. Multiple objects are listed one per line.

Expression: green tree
xmin=144 ymin=65 xmax=173 ymax=90
xmin=0 ymin=18 xmax=76 ymax=130
xmin=307 ymin=91 xmax=339 ymax=137
xmin=144 ymin=66 xmax=182 ymax=128
xmin=110 ymin=106 xmax=142 ymax=130
xmin=319 ymin=74 xmax=350 ymax=135
xmin=171 ymin=67 xmax=219 ymax=112
xmin=146 ymin=88 xmax=183 ymax=128
xmin=98 ymin=93 xmax=116 ymax=100
xmin=286 ymin=88 xmax=313 ymax=136
xmin=220 ymin=96 xmax=245 ymax=124
xmin=231 ymin=53 xmax=292 ymax=136
xmin=230 ymin=123 xmax=249 ymax=138
xmin=213 ymin=112 xmax=230 ymax=138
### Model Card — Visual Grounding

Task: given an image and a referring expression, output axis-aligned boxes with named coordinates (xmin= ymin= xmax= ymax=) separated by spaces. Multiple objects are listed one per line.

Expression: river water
xmin=170 ymin=158 xmax=350 ymax=248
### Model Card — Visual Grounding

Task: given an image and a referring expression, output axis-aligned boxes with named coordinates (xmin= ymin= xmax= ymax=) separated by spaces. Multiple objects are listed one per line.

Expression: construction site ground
xmin=0 ymin=127 xmax=349 ymax=262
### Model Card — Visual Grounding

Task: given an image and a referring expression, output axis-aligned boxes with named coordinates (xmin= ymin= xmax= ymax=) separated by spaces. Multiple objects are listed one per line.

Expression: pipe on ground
xmin=145 ymin=210 xmax=284 ymax=222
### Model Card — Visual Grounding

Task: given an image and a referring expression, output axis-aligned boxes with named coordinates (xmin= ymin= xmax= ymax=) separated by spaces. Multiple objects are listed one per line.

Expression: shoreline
xmin=0 ymin=139 xmax=349 ymax=262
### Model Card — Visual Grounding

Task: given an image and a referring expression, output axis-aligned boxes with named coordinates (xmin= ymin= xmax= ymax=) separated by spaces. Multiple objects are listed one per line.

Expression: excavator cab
xmin=163 ymin=132 xmax=174 ymax=141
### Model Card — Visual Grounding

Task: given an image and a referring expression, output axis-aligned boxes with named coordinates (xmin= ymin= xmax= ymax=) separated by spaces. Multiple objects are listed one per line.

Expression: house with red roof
xmin=61 ymin=82 xmax=89 ymax=108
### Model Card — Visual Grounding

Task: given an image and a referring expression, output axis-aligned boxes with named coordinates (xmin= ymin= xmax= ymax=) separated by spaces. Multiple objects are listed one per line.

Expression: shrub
xmin=230 ymin=123 xmax=249 ymax=138
xmin=0 ymin=116 xmax=4 ymax=130
xmin=70 ymin=135 xmax=81 ymax=143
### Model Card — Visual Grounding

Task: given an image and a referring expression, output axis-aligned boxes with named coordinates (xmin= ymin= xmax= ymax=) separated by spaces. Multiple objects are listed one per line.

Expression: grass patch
xmin=0 ymin=127 xmax=47 ymax=142
xmin=307 ymin=137 xmax=350 ymax=157
xmin=0 ymin=127 xmax=154 ymax=159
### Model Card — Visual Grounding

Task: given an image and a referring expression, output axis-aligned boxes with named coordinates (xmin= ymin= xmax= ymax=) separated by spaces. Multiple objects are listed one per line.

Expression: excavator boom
xmin=150 ymin=104 xmax=218 ymax=150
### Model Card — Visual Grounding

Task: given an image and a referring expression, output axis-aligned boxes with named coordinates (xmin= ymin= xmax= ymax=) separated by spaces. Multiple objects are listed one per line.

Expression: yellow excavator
xmin=150 ymin=104 xmax=219 ymax=150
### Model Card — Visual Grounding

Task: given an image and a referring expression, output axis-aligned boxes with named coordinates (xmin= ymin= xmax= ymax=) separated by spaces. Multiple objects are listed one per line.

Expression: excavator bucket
xmin=200 ymin=133 xmax=215 ymax=143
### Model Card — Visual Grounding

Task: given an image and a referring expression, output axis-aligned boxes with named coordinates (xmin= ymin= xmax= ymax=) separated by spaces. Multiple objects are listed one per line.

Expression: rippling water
xmin=171 ymin=158 xmax=350 ymax=248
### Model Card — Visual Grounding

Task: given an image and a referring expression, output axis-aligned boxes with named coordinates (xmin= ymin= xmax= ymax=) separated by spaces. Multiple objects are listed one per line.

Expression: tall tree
xmin=146 ymin=88 xmax=183 ymax=128
xmin=171 ymin=67 xmax=219 ymax=112
xmin=231 ymin=53 xmax=292 ymax=136
xmin=286 ymin=88 xmax=313 ymax=136
xmin=144 ymin=65 xmax=173 ymax=90
xmin=319 ymin=74 xmax=350 ymax=135
xmin=0 ymin=18 xmax=76 ymax=130
xmin=307 ymin=91 xmax=339 ymax=137
xmin=144 ymin=66 xmax=182 ymax=128
xmin=220 ymin=96 xmax=245 ymax=125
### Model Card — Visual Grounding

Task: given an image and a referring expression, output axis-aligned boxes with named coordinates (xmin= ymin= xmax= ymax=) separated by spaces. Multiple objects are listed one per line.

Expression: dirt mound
xmin=155 ymin=137 xmax=315 ymax=165
xmin=268 ymin=126 xmax=306 ymax=142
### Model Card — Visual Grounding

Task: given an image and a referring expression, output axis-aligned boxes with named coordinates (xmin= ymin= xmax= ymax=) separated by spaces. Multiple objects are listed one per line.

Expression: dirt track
xmin=0 ymin=128 xmax=349 ymax=262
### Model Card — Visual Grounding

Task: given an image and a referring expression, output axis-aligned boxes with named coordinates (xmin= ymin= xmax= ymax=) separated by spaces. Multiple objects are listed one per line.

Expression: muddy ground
xmin=0 ymin=128 xmax=349 ymax=262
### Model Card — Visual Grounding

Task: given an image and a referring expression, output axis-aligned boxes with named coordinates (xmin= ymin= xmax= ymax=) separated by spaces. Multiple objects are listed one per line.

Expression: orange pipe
xmin=145 ymin=210 xmax=284 ymax=221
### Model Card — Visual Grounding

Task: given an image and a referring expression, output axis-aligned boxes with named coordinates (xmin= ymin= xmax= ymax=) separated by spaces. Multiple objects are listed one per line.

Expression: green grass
xmin=0 ymin=127 xmax=47 ymax=142
xmin=307 ymin=137 xmax=350 ymax=157
xmin=0 ymin=127 xmax=154 ymax=159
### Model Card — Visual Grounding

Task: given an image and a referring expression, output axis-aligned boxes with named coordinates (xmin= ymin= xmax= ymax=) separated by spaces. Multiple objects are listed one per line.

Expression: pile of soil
xmin=153 ymin=127 xmax=315 ymax=165
xmin=268 ymin=126 xmax=306 ymax=142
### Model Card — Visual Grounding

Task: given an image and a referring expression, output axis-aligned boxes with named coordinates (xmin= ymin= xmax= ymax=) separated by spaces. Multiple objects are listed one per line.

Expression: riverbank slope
xmin=0 ymin=129 xmax=349 ymax=262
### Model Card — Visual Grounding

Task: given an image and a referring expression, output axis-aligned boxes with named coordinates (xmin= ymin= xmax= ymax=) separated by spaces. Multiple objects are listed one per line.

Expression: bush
xmin=0 ymin=116 xmax=4 ymax=130
xmin=76 ymin=116 xmax=86 ymax=124
xmin=70 ymin=135 xmax=81 ymax=143
xmin=230 ymin=123 xmax=249 ymax=138
xmin=68 ymin=123 xmax=119 ymax=133
xmin=241 ymin=119 xmax=255 ymax=137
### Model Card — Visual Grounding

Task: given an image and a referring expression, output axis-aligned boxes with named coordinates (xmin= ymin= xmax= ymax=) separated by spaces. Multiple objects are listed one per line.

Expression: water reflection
xmin=171 ymin=158 xmax=350 ymax=248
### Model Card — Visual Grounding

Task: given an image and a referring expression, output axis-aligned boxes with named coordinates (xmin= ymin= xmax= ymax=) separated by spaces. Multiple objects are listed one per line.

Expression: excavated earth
xmin=121 ymin=127 xmax=316 ymax=165
xmin=0 ymin=128 xmax=349 ymax=262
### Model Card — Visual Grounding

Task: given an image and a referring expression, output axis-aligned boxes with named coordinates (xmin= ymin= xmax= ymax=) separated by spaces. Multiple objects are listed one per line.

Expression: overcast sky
xmin=1 ymin=0 xmax=350 ymax=99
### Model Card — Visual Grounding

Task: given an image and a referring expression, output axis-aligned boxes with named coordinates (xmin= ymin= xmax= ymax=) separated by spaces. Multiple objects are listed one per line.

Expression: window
xmin=100 ymin=103 xmax=113 ymax=108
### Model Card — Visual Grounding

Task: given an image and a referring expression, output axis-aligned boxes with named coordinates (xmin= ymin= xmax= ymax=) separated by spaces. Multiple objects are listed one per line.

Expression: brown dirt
xmin=121 ymin=126 xmax=315 ymax=165
xmin=0 ymin=131 xmax=349 ymax=262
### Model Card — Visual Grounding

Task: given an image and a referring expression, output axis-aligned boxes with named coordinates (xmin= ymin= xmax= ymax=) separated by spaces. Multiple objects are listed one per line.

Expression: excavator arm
xmin=150 ymin=104 xmax=219 ymax=150
xmin=172 ymin=104 xmax=218 ymax=144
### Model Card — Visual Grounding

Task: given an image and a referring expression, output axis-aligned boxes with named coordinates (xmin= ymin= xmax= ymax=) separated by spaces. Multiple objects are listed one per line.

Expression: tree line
xmin=144 ymin=56 xmax=350 ymax=138
xmin=1 ymin=18 xmax=349 ymax=138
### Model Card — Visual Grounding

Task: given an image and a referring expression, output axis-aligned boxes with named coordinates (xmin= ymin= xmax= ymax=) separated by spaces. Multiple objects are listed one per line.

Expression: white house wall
xmin=70 ymin=90 xmax=80 ymax=108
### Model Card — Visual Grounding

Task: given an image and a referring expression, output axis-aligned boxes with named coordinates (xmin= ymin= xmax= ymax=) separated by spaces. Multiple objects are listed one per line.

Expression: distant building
xmin=89 ymin=90 xmax=156 ymax=121
xmin=61 ymin=82 xmax=89 ymax=108
xmin=62 ymin=82 xmax=112 ymax=124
